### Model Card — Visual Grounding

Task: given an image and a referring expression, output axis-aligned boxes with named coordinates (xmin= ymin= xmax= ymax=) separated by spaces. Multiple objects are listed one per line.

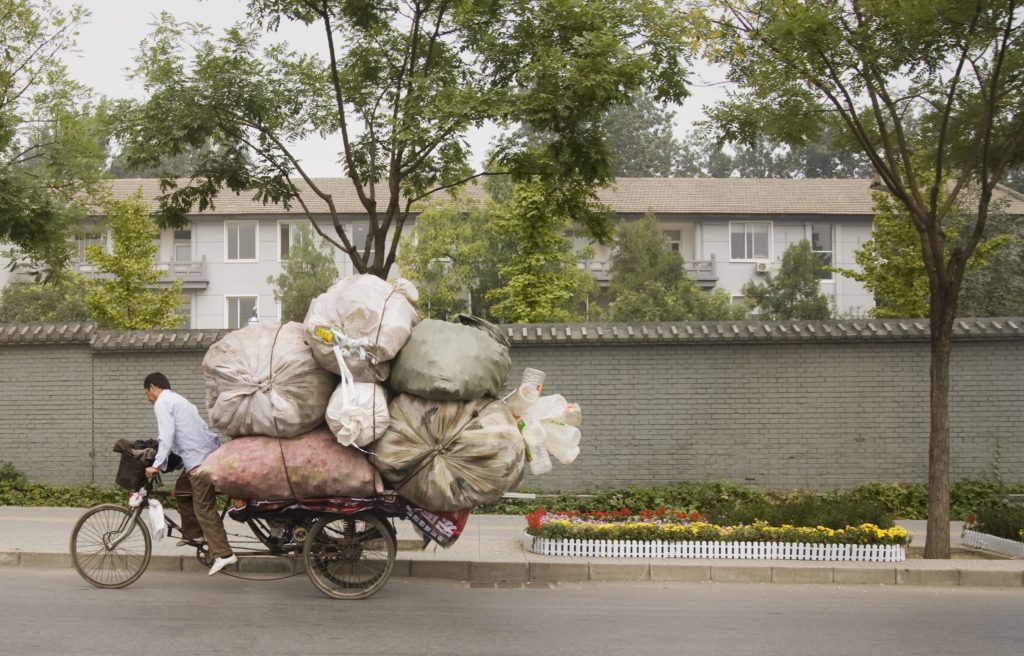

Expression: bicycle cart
xmin=69 ymin=453 xmax=449 ymax=600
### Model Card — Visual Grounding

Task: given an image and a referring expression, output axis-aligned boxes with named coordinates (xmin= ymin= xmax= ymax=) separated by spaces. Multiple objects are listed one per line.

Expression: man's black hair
xmin=144 ymin=372 xmax=171 ymax=390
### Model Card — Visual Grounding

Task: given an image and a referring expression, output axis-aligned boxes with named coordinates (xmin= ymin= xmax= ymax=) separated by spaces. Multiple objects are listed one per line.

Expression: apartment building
xmin=4 ymin=177 xmax=1022 ymax=328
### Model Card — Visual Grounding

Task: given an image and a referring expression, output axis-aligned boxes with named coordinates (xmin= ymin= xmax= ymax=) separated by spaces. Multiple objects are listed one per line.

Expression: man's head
xmin=143 ymin=372 xmax=171 ymax=404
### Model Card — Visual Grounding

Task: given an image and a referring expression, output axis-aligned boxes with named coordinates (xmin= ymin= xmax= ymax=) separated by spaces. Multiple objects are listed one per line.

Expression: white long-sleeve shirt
xmin=152 ymin=389 xmax=221 ymax=472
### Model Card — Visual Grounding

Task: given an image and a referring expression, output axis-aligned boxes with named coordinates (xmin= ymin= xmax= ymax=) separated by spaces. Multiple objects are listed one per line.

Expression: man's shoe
xmin=208 ymin=554 xmax=238 ymax=576
xmin=176 ymin=536 xmax=206 ymax=547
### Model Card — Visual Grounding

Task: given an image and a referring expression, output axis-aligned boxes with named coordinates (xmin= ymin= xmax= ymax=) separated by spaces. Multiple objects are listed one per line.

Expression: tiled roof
xmin=500 ymin=318 xmax=1024 ymax=345
xmin=104 ymin=177 xmax=1024 ymax=217
xmin=0 ymin=323 xmax=227 ymax=349
xmin=2 ymin=319 xmax=1021 ymax=349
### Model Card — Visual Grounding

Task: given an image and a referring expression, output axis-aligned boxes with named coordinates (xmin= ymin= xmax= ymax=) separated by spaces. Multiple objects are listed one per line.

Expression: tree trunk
xmin=924 ymin=301 xmax=955 ymax=559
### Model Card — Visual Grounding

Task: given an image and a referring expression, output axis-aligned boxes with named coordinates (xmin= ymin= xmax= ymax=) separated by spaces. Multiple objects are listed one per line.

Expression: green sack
xmin=389 ymin=315 xmax=510 ymax=401
xmin=372 ymin=394 xmax=525 ymax=511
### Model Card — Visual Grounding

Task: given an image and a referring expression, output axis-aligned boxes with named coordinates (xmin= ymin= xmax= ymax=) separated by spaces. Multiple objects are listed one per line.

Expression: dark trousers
xmin=174 ymin=471 xmax=233 ymax=559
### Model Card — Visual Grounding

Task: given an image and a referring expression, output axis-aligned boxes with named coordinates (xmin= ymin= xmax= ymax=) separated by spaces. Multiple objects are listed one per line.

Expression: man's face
xmin=144 ymin=385 xmax=161 ymax=404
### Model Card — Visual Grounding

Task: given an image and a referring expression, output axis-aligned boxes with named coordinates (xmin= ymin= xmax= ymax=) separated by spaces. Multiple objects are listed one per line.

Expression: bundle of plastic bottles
xmin=502 ymin=368 xmax=583 ymax=476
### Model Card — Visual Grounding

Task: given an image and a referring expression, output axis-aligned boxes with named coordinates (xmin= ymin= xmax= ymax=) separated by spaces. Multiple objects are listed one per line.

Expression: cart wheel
xmin=70 ymin=504 xmax=152 ymax=589
xmin=304 ymin=513 xmax=396 ymax=600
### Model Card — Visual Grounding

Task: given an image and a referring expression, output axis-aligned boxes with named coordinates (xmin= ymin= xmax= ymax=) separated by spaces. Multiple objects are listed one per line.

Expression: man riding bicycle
xmin=142 ymin=372 xmax=237 ymax=576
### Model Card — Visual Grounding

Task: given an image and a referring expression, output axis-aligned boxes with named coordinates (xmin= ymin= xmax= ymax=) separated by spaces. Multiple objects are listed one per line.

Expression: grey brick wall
xmin=1 ymin=320 xmax=1021 ymax=491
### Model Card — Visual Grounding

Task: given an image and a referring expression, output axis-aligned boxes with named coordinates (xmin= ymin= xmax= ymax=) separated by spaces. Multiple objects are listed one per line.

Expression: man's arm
xmin=150 ymin=397 xmax=175 ymax=473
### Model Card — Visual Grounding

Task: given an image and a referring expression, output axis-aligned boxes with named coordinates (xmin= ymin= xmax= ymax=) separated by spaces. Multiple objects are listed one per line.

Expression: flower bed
xmin=523 ymin=509 xmax=910 ymax=562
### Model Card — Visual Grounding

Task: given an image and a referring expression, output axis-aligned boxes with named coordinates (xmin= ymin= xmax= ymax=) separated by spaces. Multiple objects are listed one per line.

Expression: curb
xmin=4 ymin=550 xmax=1022 ymax=588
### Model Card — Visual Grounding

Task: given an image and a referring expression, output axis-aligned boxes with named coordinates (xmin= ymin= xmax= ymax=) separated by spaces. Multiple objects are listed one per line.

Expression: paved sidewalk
xmin=2 ymin=506 xmax=1022 ymax=588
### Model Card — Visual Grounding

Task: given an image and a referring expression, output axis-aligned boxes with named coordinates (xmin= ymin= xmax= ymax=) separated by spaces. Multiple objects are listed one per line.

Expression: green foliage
xmin=972 ymin=502 xmax=1024 ymax=543
xmin=609 ymin=212 xmax=751 ymax=321
xmin=118 ymin=0 xmax=690 ymax=278
xmin=958 ymin=211 xmax=1024 ymax=317
xmin=602 ymin=95 xmax=680 ymax=178
xmin=0 ymin=1 xmax=110 ymax=279
xmin=673 ymin=127 xmax=873 ymax=179
xmin=268 ymin=224 xmax=339 ymax=322
xmin=836 ymin=185 xmax=1010 ymax=319
xmin=0 ymin=461 xmax=27 ymax=486
xmin=397 ymin=197 xmax=512 ymax=320
xmin=486 ymin=178 xmax=599 ymax=323
xmin=741 ymin=240 xmax=832 ymax=320
xmin=0 ymin=461 xmax=125 ymax=507
xmin=478 ymin=479 xmax=1024 ymax=523
xmin=0 ymin=275 xmax=92 ymax=323
xmin=84 ymin=192 xmax=185 ymax=329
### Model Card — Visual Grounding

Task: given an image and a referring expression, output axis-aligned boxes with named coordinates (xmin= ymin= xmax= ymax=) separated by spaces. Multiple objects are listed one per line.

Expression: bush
xmin=477 ymin=479 xmax=1023 ymax=524
xmin=971 ymin=502 xmax=1024 ymax=542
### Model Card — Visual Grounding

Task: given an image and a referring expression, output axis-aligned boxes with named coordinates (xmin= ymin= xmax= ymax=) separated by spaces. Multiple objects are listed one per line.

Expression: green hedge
xmin=476 ymin=479 xmax=1024 ymax=524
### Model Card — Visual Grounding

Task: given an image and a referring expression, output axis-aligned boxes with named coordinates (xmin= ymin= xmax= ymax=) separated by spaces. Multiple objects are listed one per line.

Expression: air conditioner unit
xmin=755 ymin=261 xmax=771 ymax=273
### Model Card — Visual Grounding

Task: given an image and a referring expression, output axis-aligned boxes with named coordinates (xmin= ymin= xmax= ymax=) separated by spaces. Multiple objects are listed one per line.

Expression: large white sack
xmin=325 ymin=380 xmax=390 ymax=447
xmin=203 ymin=322 xmax=337 ymax=438
xmin=303 ymin=274 xmax=420 ymax=382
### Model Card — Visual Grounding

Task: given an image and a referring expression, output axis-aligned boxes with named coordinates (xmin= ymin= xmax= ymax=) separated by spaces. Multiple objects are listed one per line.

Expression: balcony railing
xmin=580 ymin=254 xmax=717 ymax=287
xmin=71 ymin=256 xmax=209 ymax=289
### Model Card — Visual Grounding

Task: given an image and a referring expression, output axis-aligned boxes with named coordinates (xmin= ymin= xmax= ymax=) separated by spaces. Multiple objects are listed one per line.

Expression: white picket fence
xmin=961 ymin=529 xmax=1024 ymax=559
xmin=522 ymin=533 xmax=905 ymax=562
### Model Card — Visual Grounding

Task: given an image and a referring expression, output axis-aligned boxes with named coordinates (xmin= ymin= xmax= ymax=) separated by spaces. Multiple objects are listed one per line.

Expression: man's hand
xmin=145 ymin=466 xmax=160 ymax=478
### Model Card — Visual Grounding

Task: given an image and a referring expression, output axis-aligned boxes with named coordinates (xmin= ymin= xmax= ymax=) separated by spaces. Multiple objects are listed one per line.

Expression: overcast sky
xmin=54 ymin=0 xmax=729 ymax=176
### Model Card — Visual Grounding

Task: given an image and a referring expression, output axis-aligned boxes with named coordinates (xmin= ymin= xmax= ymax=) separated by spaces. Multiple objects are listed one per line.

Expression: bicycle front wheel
xmin=70 ymin=504 xmax=152 ymax=589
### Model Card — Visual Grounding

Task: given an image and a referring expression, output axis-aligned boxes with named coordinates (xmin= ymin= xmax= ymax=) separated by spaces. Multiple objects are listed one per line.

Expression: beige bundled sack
xmin=372 ymin=394 xmax=526 ymax=511
xmin=303 ymin=274 xmax=420 ymax=382
xmin=203 ymin=322 xmax=337 ymax=438
xmin=195 ymin=427 xmax=382 ymax=499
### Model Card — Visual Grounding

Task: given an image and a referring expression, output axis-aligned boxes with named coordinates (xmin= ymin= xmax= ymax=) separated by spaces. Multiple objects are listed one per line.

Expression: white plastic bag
xmin=147 ymin=499 xmax=167 ymax=541
xmin=325 ymin=380 xmax=390 ymax=447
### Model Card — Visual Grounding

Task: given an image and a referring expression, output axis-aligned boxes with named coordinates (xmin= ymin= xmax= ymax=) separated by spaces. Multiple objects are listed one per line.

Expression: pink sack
xmin=195 ymin=428 xmax=382 ymax=499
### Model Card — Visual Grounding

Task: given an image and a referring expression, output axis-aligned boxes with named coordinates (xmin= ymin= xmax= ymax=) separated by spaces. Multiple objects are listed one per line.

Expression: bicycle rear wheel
xmin=70 ymin=504 xmax=152 ymax=589
xmin=304 ymin=514 xmax=396 ymax=600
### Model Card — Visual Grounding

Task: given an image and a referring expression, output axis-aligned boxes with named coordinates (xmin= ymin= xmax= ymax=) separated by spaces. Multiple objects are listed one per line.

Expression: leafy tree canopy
xmin=704 ymin=0 xmax=1024 ymax=558
xmin=673 ymin=128 xmax=873 ymax=178
xmin=0 ymin=0 xmax=110 ymax=279
xmin=116 ymin=0 xmax=691 ymax=279
xmin=268 ymin=224 xmax=339 ymax=322
xmin=836 ymin=188 xmax=1011 ymax=319
xmin=609 ymin=211 xmax=750 ymax=321
xmin=602 ymin=95 xmax=681 ymax=178
xmin=486 ymin=178 xmax=598 ymax=323
xmin=397 ymin=196 xmax=512 ymax=321
xmin=84 ymin=192 xmax=184 ymax=329
xmin=0 ymin=275 xmax=92 ymax=323
xmin=741 ymin=240 xmax=832 ymax=320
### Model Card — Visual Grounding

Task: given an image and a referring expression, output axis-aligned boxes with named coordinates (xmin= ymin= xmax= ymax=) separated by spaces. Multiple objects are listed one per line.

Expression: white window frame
xmin=809 ymin=222 xmax=835 ymax=282
xmin=225 ymin=221 xmax=259 ymax=262
xmin=225 ymin=295 xmax=259 ymax=330
xmin=729 ymin=221 xmax=773 ymax=262
xmin=277 ymin=220 xmax=309 ymax=261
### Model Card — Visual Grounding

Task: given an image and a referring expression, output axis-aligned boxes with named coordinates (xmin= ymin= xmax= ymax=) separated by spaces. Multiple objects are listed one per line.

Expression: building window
xmin=730 ymin=222 xmax=771 ymax=261
xmin=663 ymin=230 xmax=681 ymax=253
xmin=226 ymin=296 xmax=258 ymax=329
xmin=74 ymin=232 xmax=106 ymax=261
xmin=810 ymin=223 xmax=834 ymax=281
xmin=173 ymin=229 xmax=192 ymax=262
xmin=279 ymin=221 xmax=308 ymax=259
xmin=226 ymin=221 xmax=258 ymax=261
xmin=178 ymin=294 xmax=193 ymax=329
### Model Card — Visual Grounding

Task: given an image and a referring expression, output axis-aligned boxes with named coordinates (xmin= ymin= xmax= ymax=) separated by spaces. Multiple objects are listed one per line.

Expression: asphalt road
xmin=1 ymin=568 xmax=1021 ymax=656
